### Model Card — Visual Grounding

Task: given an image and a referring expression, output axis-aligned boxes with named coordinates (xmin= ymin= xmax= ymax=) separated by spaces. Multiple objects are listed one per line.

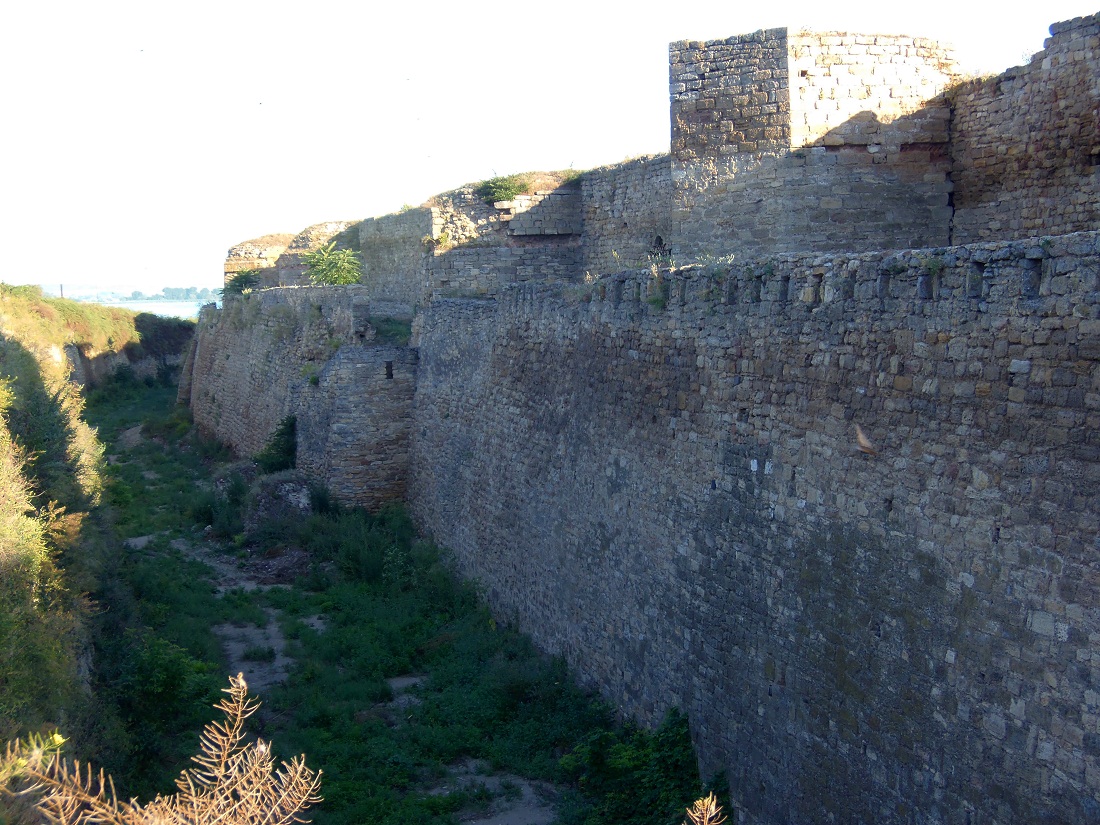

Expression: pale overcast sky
xmin=2 ymin=0 xmax=1096 ymax=295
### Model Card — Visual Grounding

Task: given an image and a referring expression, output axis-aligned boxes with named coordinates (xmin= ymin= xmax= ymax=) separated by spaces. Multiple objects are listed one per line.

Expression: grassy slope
xmin=0 ymin=283 xmax=193 ymax=741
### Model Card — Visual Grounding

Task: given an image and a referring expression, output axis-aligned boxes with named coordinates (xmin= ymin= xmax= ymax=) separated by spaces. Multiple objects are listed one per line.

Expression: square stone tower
xmin=669 ymin=28 xmax=959 ymax=259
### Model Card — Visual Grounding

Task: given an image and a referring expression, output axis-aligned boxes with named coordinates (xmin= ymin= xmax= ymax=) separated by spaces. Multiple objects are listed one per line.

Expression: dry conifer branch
xmin=683 ymin=792 xmax=726 ymax=825
xmin=1 ymin=673 xmax=321 ymax=825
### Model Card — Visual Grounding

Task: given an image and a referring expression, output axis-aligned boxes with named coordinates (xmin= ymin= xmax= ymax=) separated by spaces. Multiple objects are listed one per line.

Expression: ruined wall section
xmin=506 ymin=189 xmax=582 ymax=236
xmin=296 ymin=343 xmax=417 ymax=507
xmin=951 ymin=13 xmax=1100 ymax=243
xmin=579 ymin=155 xmax=672 ymax=275
xmin=183 ymin=287 xmax=360 ymax=455
xmin=257 ymin=221 xmax=361 ymax=288
xmin=670 ymin=30 xmax=957 ymax=260
xmin=358 ymin=208 xmax=434 ymax=310
xmin=181 ymin=286 xmax=414 ymax=508
xmin=428 ymin=242 xmax=580 ymax=296
xmin=224 ymin=234 xmax=295 ymax=283
xmin=411 ymin=231 xmax=1100 ymax=824
xmin=425 ymin=185 xmax=583 ymax=296
xmin=356 ymin=185 xmax=584 ymax=306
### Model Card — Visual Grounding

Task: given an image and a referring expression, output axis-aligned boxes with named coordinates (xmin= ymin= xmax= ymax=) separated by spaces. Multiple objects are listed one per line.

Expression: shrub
xmin=559 ymin=709 xmax=700 ymax=825
xmin=255 ymin=416 xmax=296 ymax=474
xmin=370 ymin=317 xmax=412 ymax=345
xmin=475 ymin=174 xmax=530 ymax=204
xmin=303 ymin=242 xmax=361 ymax=286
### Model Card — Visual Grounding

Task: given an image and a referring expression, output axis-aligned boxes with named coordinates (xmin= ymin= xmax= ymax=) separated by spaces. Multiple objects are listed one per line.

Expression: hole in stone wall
xmin=808 ymin=274 xmax=822 ymax=306
xmin=917 ymin=274 xmax=935 ymax=300
xmin=385 ymin=361 xmax=394 ymax=379
xmin=799 ymin=69 xmax=809 ymax=78
xmin=1021 ymin=259 xmax=1041 ymax=299
xmin=777 ymin=274 xmax=790 ymax=302
xmin=877 ymin=271 xmax=892 ymax=301
xmin=966 ymin=262 xmax=986 ymax=299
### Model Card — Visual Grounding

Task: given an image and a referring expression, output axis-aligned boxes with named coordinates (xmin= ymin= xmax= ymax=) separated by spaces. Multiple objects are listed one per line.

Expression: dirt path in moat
xmin=176 ymin=536 xmax=558 ymax=824
xmin=171 ymin=537 xmax=318 ymax=695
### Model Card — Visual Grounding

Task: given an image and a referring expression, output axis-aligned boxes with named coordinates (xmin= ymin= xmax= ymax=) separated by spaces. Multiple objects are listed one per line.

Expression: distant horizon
xmin=26 ymin=283 xmax=218 ymax=303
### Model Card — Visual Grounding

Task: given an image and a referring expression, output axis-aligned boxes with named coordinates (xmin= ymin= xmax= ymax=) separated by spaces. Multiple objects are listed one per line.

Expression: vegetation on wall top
xmin=473 ymin=169 xmax=584 ymax=206
xmin=475 ymin=174 xmax=532 ymax=205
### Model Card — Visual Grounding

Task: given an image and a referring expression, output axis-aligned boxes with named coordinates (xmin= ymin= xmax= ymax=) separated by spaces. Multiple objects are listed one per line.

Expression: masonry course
xmin=184 ymin=13 xmax=1100 ymax=824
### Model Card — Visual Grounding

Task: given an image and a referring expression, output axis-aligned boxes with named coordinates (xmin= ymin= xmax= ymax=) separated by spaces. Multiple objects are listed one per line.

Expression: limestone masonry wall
xmin=670 ymin=29 xmax=791 ymax=159
xmin=228 ymin=14 xmax=1096 ymax=301
xmin=411 ymin=232 xmax=1100 ymax=823
xmin=579 ymin=155 xmax=672 ymax=275
xmin=951 ymin=13 xmax=1100 ymax=244
xmin=428 ymin=240 xmax=580 ymax=297
xmin=786 ymin=32 xmax=957 ymax=150
xmin=358 ymin=208 xmax=433 ymax=309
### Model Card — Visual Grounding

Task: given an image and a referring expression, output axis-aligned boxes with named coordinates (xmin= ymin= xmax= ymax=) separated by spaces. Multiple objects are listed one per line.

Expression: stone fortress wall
xmin=183 ymin=12 xmax=1100 ymax=824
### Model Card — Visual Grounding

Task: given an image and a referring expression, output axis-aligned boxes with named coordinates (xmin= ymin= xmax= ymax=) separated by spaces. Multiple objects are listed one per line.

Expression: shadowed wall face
xmin=951 ymin=14 xmax=1100 ymax=244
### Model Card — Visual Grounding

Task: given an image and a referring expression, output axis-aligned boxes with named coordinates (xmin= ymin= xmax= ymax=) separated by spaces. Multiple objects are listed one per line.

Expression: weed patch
xmin=370 ymin=317 xmax=413 ymax=346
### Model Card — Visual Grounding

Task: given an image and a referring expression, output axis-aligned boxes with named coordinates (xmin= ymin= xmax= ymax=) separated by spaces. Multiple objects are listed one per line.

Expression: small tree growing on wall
xmin=221 ymin=270 xmax=261 ymax=295
xmin=303 ymin=242 xmax=361 ymax=285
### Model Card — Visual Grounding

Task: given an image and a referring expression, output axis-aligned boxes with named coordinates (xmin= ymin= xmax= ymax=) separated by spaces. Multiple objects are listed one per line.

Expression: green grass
xmin=370 ymin=317 xmax=413 ymax=346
